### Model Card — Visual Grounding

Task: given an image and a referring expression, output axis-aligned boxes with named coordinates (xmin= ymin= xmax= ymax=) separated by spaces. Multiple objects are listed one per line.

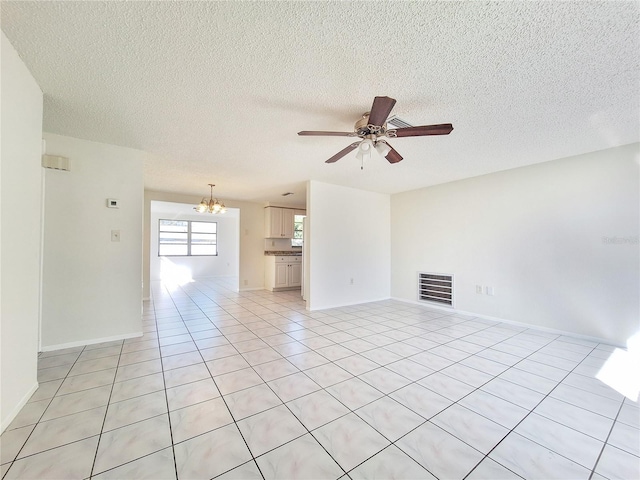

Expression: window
xmin=291 ymin=214 xmax=304 ymax=247
xmin=159 ymin=219 xmax=217 ymax=256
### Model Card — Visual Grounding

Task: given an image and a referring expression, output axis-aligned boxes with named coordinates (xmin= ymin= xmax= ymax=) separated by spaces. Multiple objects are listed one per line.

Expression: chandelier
xmin=194 ymin=183 xmax=227 ymax=214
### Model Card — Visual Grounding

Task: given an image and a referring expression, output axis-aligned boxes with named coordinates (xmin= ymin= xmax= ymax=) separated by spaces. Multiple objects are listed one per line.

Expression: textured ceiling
xmin=2 ymin=1 xmax=638 ymax=207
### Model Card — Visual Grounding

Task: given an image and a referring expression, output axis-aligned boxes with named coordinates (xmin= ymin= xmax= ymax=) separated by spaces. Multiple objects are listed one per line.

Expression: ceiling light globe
xmin=375 ymin=141 xmax=391 ymax=157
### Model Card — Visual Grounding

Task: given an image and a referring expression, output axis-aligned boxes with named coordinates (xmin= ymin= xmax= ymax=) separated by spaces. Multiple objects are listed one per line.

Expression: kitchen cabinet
xmin=265 ymin=255 xmax=302 ymax=291
xmin=265 ymin=207 xmax=295 ymax=238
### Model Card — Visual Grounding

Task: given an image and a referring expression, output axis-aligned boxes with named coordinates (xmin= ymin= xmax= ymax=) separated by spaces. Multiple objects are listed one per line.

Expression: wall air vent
xmin=418 ymin=272 xmax=453 ymax=307
xmin=42 ymin=154 xmax=70 ymax=171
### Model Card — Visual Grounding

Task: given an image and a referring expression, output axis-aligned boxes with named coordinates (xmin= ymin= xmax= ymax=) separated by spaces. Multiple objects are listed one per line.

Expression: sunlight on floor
xmin=597 ymin=332 xmax=640 ymax=401
xmin=160 ymin=257 xmax=193 ymax=291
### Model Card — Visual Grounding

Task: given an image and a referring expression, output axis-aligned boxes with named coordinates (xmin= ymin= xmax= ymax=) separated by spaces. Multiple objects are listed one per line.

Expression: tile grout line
xmin=180 ymin=290 xmax=460 ymax=478
xmin=163 ymin=282 xmax=578 ymax=479
xmin=163 ymin=281 xmax=268 ymax=480
xmin=461 ymin=341 xmax=608 ymax=478
xmin=171 ymin=283 xmax=509 ymax=478
xmin=362 ymin=324 xmax=561 ymax=480
xmin=147 ymin=289 xmax=181 ymax=480
xmin=178 ymin=283 xmax=340 ymax=477
xmin=2 ymin=344 xmax=89 ymax=479
xmin=323 ymin=320 xmax=601 ymax=479
xmin=174 ymin=282 xmax=352 ymax=479
xmin=85 ymin=295 xmax=172 ymax=478
xmin=9 ymin=279 xmax=631 ymax=480
xmin=88 ymin=338 xmax=126 ymax=478
xmin=142 ymin=286 xmax=625 ymax=479
xmin=196 ymin=290 xmax=626 ymax=477
xmin=587 ymin=393 xmax=625 ymax=480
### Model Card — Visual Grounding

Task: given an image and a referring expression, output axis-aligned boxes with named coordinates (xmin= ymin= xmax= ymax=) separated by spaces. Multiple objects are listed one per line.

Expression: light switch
xmin=111 ymin=230 xmax=121 ymax=242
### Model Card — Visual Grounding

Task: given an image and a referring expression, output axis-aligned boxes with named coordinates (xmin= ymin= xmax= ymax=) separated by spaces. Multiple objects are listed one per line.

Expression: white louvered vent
xmin=418 ymin=272 xmax=453 ymax=307
xmin=42 ymin=154 xmax=70 ymax=171
xmin=387 ymin=116 xmax=414 ymax=129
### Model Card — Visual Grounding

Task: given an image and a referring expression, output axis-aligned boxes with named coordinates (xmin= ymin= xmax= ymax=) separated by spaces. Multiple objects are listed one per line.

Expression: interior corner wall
xmin=150 ymin=206 xmax=239 ymax=281
xmin=143 ymin=191 xmax=265 ymax=298
xmin=391 ymin=143 xmax=640 ymax=345
xmin=307 ymin=181 xmax=390 ymax=310
xmin=40 ymin=133 xmax=144 ymax=349
xmin=0 ymin=31 xmax=43 ymax=432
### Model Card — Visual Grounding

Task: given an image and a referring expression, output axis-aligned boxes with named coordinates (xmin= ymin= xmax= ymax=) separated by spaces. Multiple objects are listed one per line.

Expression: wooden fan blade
xmin=368 ymin=96 xmax=396 ymax=127
xmin=392 ymin=123 xmax=453 ymax=137
xmin=325 ymin=142 xmax=360 ymax=163
xmin=298 ymin=131 xmax=357 ymax=137
xmin=385 ymin=145 xmax=403 ymax=164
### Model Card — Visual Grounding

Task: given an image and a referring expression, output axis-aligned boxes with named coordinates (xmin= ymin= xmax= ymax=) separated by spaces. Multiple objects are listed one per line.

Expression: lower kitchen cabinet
xmin=265 ymin=255 xmax=302 ymax=291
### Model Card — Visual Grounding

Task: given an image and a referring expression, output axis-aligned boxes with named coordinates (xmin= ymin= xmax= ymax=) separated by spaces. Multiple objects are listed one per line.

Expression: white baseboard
xmin=1 ymin=381 xmax=38 ymax=434
xmin=239 ymin=287 xmax=265 ymax=292
xmin=307 ymin=297 xmax=391 ymax=312
xmin=390 ymin=297 xmax=624 ymax=348
xmin=40 ymin=331 xmax=143 ymax=352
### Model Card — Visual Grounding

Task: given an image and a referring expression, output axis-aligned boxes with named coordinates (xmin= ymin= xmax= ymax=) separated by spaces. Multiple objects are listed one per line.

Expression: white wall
xmin=41 ymin=133 xmax=144 ymax=349
xmin=150 ymin=202 xmax=239 ymax=281
xmin=144 ymin=191 xmax=265 ymax=297
xmin=0 ymin=31 xmax=43 ymax=432
xmin=391 ymin=143 xmax=640 ymax=345
xmin=307 ymin=181 xmax=390 ymax=310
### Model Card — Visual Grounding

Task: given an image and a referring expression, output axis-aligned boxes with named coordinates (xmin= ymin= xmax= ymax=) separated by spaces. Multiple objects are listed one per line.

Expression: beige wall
xmin=144 ymin=191 xmax=266 ymax=298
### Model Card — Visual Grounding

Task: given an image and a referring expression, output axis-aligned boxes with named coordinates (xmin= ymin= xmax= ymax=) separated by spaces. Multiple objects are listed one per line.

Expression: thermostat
xmin=107 ymin=198 xmax=119 ymax=208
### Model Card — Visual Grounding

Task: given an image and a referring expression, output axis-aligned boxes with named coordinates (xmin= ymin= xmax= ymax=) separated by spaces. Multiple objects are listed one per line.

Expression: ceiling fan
xmin=298 ymin=96 xmax=453 ymax=166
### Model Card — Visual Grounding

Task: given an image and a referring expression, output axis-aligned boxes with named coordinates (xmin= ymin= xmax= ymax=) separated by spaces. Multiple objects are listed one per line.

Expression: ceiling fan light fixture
xmin=374 ymin=141 xmax=391 ymax=157
xmin=359 ymin=139 xmax=373 ymax=153
xmin=356 ymin=139 xmax=373 ymax=169
xmin=298 ymin=96 xmax=453 ymax=166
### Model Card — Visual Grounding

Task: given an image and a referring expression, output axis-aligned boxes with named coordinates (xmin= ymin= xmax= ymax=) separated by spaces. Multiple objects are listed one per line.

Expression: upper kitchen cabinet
xmin=265 ymin=206 xmax=295 ymax=238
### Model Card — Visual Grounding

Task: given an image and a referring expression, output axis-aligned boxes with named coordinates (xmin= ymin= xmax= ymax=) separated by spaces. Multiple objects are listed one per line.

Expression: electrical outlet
xmin=476 ymin=285 xmax=483 ymax=294
xmin=486 ymin=286 xmax=495 ymax=296
xmin=350 ymin=278 xmax=354 ymax=285
xmin=111 ymin=230 xmax=120 ymax=242
xmin=244 ymin=280 xmax=248 ymax=286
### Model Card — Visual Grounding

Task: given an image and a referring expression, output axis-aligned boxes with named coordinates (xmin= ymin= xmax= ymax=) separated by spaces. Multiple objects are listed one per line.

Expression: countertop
xmin=264 ymin=251 xmax=302 ymax=256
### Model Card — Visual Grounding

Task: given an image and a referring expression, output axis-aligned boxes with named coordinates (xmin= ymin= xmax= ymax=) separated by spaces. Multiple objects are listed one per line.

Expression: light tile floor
xmin=2 ymin=278 xmax=639 ymax=479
